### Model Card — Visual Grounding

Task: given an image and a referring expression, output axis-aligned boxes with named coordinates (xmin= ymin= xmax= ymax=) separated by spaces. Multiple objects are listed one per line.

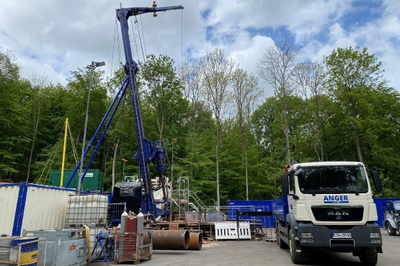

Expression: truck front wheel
xmin=289 ymin=229 xmax=304 ymax=264
xmin=358 ymin=247 xmax=378 ymax=266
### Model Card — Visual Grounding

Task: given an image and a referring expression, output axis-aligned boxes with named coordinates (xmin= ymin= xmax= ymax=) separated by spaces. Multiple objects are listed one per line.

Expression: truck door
xmin=288 ymin=172 xmax=297 ymax=215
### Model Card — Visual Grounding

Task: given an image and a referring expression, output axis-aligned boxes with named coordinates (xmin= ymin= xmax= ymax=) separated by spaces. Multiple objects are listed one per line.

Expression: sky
xmin=1 ymin=0 xmax=399 ymax=97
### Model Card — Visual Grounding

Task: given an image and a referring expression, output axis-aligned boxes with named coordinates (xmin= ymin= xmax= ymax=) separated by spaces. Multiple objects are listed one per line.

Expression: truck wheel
xmin=358 ymin=247 xmax=378 ymax=266
xmin=385 ymin=222 xmax=397 ymax=236
xmin=276 ymin=224 xmax=288 ymax=249
xmin=289 ymin=229 xmax=304 ymax=264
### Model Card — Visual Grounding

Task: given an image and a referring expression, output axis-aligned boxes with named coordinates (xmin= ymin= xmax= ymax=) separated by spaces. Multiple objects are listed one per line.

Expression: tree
xmin=26 ymin=74 xmax=49 ymax=181
xmin=251 ymin=97 xmax=287 ymax=198
xmin=139 ymin=54 xmax=186 ymax=141
xmin=104 ymin=65 xmax=128 ymax=192
xmin=61 ymin=65 xmax=109 ymax=188
xmin=258 ymin=39 xmax=303 ymax=165
xmin=0 ymin=48 xmax=30 ymax=181
xmin=294 ymin=61 xmax=326 ymax=161
xmin=324 ymin=46 xmax=386 ymax=163
xmin=200 ymin=48 xmax=235 ymax=209
xmin=179 ymin=57 xmax=212 ymax=183
xmin=231 ymin=68 xmax=261 ymax=200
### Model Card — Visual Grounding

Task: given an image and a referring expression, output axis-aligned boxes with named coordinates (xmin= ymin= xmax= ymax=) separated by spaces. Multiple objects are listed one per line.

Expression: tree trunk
xmin=27 ymin=104 xmax=40 ymax=182
xmin=353 ymin=125 xmax=363 ymax=162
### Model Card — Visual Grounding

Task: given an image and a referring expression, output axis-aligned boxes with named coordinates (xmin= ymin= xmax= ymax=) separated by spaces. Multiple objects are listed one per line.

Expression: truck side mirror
xmin=281 ymin=173 xmax=289 ymax=194
xmin=295 ymin=169 xmax=304 ymax=179
xmin=371 ymin=170 xmax=383 ymax=193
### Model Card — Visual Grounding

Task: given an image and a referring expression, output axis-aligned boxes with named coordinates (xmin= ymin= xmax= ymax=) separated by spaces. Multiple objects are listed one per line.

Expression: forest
xmin=1 ymin=41 xmax=400 ymax=207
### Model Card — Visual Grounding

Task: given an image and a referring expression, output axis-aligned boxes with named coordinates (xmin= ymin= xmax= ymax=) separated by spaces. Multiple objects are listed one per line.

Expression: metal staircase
xmin=171 ymin=177 xmax=207 ymax=220
xmin=190 ymin=190 xmax=207 ymax=211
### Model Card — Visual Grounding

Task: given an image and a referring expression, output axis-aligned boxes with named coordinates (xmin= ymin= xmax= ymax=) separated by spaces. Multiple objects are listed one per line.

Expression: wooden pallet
xmin=133 ymin=254 xmax=152 ymax=265
xmin=265 ymin=238 xmax=277 ymax=242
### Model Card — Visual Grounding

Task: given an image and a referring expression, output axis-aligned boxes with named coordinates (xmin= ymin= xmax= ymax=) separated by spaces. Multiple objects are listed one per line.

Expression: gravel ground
xmin=92 ymin=228 xmax=400 ymax=266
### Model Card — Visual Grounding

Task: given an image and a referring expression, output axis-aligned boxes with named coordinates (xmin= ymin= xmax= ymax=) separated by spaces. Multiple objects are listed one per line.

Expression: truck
xmin=273 ymin=161 xmax=383 ymax=265
xmin=383 ymin=200 xmax=400 ymax=235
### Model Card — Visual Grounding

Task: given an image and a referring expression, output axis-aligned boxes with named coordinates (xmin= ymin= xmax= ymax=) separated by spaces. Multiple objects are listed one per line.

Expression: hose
xmin=84 ymin=225 xmax=92 ymax=263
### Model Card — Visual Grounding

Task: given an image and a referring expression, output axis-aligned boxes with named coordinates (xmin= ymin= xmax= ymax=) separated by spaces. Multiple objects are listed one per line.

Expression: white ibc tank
xmin=66 ymin=194 xmax=108 ymax=226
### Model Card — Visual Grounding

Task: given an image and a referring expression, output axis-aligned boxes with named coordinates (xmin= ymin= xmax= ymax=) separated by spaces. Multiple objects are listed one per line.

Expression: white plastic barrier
xmin=215 ymin=222 xmax=251 ymax=240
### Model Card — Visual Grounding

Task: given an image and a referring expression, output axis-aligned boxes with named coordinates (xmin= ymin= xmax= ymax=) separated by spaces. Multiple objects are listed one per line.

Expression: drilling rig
xmin=66 ymin=2 xmax=184 ymax=223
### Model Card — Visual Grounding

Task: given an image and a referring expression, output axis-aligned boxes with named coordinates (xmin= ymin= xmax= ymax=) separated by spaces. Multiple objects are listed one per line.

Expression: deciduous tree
xmin=231 ymin=68 xmax=261 ymax=200
xmin=324 ymin=46 xmax=386 ymax=163
xmin=258 ymin=39 xmax=303 ymax=165
xmin=200 ymin=48 xmax=235 ymax=209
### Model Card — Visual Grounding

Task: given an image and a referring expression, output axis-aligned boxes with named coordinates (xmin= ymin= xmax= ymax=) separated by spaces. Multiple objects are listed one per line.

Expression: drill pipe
xmin=188 ymin=232 xmax=203 ymax=250
xmin=152 ymin=230 xmax=190 ymax=250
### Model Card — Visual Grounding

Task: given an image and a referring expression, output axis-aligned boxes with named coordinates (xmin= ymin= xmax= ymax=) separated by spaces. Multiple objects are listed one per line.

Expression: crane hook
xmin=153 ymin=1 xmax=157 ymax=17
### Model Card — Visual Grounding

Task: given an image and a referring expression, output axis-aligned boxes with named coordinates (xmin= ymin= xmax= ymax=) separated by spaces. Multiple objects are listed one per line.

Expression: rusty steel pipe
xmin=188 ymin=232 xmax=203 ymax=250
xmin=152 ymin=230 xmax=190 ymax=250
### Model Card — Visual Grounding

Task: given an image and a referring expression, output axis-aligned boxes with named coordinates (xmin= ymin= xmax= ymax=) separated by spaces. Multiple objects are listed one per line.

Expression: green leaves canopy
xmin=2 ymin=45 xmax=400 ymax=201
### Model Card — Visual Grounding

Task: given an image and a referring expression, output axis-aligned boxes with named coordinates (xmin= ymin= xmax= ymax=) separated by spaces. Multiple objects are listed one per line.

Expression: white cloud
xmin=0 ymin=0 xmax=398 ymax=92
xmin=229 ymin=35 xmax=275 ymax=98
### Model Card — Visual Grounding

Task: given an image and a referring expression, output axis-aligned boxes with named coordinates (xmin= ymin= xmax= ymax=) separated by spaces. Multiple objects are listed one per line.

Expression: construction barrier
xmin=215 ymin=222 xmax=251 ymax=240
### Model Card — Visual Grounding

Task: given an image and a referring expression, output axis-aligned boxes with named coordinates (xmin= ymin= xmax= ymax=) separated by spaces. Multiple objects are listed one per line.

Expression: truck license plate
xmin=332 ymin=232 xmax=352 ymax=238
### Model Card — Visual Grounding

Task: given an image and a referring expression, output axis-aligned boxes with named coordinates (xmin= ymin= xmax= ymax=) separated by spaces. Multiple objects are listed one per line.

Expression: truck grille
xmin=311 ymin=205 xmax=364 ymax=221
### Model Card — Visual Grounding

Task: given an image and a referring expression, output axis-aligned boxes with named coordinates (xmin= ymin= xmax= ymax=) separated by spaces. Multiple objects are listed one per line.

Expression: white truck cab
xmin=273 ymin=161 xmax=383 ymax=265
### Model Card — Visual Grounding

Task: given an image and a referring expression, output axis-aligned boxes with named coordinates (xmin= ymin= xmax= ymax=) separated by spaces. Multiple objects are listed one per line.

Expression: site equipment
xmin=383 ymin=200 xmax=400 ymax=235
xmin=65 ymin=2 xmax=184 ymax=222
xmin=273 ymin=161 xmax=383 ymax=265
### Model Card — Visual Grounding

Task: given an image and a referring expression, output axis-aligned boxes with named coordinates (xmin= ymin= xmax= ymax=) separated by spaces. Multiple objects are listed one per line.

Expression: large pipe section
xmin=152 ymin=230 xmax=190 ymax=250
xmin=188 ymin=232 xmax=202 ymax=250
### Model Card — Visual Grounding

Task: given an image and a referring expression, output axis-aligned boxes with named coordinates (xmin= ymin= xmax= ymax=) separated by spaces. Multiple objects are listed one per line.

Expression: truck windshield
xmin=297 ymin=165 xmax=368 ymax=194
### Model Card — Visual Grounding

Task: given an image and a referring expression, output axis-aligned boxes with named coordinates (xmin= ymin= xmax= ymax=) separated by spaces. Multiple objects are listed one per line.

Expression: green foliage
xmin=2 ymin=45 xmax=400 ymax=202
xmin=0 ymin=49 xmax=31 ymax=179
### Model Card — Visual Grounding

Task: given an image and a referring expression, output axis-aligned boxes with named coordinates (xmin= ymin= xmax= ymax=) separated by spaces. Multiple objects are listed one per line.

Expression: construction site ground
xmin=93 ymin=228 xmax=400 ymax=266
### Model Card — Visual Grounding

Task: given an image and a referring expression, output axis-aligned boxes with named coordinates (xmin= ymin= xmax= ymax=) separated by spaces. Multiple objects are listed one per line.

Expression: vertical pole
xmin=60 ymin=118 xmax=68 ymax=187
xmin=171 ymin=141 xmax=174 ymax=190
xmin=170 ymin=140 xmax=174 ymax=221
xmin=236 ymin=209 xmax=240 ymax=242
xmin=122 ymin=159 xmax=128 ymax=181
xmin=170 ymin=138 xmax=177 ymax=221
xmin=216 ymin=144 xmax=220 ymax=211
xmin=78 ymin=63 xmax=94 ymax=194
xmin=171 ymin=139 xmax=177 ymax=198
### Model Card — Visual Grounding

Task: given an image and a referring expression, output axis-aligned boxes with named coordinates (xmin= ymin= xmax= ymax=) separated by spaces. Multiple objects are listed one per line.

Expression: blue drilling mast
xmin=66 ymin=2 xmax=183 ymax=222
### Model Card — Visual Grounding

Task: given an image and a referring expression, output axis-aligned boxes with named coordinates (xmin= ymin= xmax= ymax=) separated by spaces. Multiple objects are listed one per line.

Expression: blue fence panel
xmin=227 ymin=200 xmax=275 ymax=228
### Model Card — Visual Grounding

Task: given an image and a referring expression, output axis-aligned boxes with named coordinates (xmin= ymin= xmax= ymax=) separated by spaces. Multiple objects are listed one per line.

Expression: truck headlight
xmin=370 ymin=233 xmax=381 ymax=238
xmin=300 ymin=232 xmax=313 ymax=238
xmin=300 ymin=238 xmax=314 ymax=243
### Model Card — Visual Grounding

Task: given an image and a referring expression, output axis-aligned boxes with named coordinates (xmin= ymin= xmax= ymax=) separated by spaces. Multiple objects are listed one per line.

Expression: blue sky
xmin=0 ymin=0 xmax=399 ymax=97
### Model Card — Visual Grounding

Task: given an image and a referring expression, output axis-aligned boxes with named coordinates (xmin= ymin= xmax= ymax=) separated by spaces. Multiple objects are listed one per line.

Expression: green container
xmin=49 ymin=169 xmax=103 ymax=191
